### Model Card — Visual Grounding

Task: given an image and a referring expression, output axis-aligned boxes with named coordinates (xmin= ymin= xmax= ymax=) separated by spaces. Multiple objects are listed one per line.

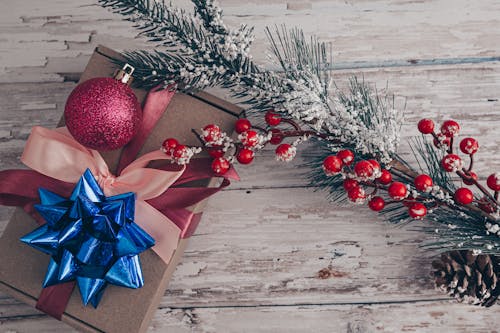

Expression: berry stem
xmin=281 ymin=118 xmax=301 ymax=131
xmin=281 ymin=130 xmax=330 ymax=140
xmin=430 ymin=131 xmax=440 ymax=145
xmin=427 ymin=201 xmax=441 ymax=209
xmin=252 ymin=124 xmax=268 ymax=133
xmin=467 ymin=154 xmax=474 ymax=172
xmin=389 ymin=164 xmax=417 ymax=183
xmin=369 ymin=183 xmax=378 ymax=196
xmin=457 ymin=169 xmax=498 ymax=206
xmin=191 ymin=129 xmax=205 ymax=145
xmin=447 ymin=136 xmax=454 ymax=154
xmin=384 ymin=200 xmax=404 ymax=206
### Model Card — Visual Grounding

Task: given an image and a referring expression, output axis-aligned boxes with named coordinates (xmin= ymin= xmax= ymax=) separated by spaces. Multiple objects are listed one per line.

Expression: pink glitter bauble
xmin=64 ymin=77 xmax=142 ymax=151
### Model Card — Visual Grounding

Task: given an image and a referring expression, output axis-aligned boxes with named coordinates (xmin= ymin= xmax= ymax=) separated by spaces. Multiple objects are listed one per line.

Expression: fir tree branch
xmin=97 ymin=0 xmax=500 ymax=257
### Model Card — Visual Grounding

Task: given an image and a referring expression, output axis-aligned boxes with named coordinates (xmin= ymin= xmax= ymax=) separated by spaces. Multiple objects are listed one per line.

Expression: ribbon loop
xmin=19 ymin=125 xmax=185 ymax=264
xmin=21 ymin=126 xmax=185 ymax=202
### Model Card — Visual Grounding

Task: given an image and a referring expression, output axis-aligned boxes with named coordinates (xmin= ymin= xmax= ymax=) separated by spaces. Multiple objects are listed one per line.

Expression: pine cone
xmin=432 ymin=250 xmax=500 ymax=306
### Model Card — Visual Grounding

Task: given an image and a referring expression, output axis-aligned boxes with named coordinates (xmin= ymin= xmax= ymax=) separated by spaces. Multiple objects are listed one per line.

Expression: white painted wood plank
xmin=161 ymin=187 xmax=443 ymax=306
xmin=2 ymin=0 xmax=500 ymax=82
xmin=149 ymin=301 xmax=500 ymax=333
xmin=0 ymin=300 xmax=498 ymax=333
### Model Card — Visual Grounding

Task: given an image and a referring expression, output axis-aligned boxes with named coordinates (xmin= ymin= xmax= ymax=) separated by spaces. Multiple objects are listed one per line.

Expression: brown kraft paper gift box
xmin=0 ymin=46 xmax=242 ymax=333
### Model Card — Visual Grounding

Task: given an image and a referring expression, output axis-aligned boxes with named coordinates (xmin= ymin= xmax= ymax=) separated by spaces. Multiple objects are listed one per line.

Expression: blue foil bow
xmin=20 ymin=169 xmax=155 ymax=308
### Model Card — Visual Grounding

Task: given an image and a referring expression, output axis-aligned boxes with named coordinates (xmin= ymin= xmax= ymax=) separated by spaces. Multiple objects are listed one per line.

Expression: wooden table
xmin=1 ymin=0 xmax=499 ymax=331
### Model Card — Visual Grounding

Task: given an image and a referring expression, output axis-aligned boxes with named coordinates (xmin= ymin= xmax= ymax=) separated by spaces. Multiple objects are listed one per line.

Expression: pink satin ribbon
xmin=21 ymin=126 xmax=184 ymax=264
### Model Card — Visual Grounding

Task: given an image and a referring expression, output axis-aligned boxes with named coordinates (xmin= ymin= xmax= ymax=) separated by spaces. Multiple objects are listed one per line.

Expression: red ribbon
xmin=36 ymin=283 xmax=75 ymax=319
xmin=0 ymin=86 xmax=237 ymax=319
xmin=116 ymin=86 xmax=176 ymax=175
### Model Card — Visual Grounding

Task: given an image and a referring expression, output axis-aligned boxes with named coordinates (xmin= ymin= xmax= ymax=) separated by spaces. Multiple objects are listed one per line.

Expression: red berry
xmin=440 ymin=120 xmax=460 ymax=137
xmin=462 ymin=171 xmax=477 ymax=186
xmin=454 ymin=187 xmax=474 ymax=205
xmin=211 ymin=157 xmax=230 ymax=175
xmin=239 ymin=130 xmax=259 ymax=148
xmin=367 ymin=159 xmax=381 ymax=173
xmin=388 ymin=182 xmax=408 ymax=200
xmin=487 ymin=173 xmax=500 ymax=191
xmin=343 ymin=179 xmax=359 ymax=191
xmin=347 ymin=187 xmax=366 ymax=203
xmin=337 ymin=149 xmax=354 ymax=165
xmin=172 ymin=144 xmax=187 ymax=159
xmin=265 ymin=110 xmax=282 ymax=126
xmin=408 ymin=203 xmax=427 ymax=219
xmin=269 ymin=129 xmax=284 ymax=145
xmin=354 ymin=160 xmax=375 ymax=179
xmin=414 ymin=174 xmax=433 ymax=192
xmin=417 ymin=119 xmax=435 ymax=134
xmin=368 ymin=196 xmax=385 ymax=211
xmin=323 ymin=156 xmax=343 ymax=175
xmin=275 ymin=144 xmax=296 ymax=162
xmin=377 ymin=169 xmax=392 ymax=185
xmin=236 ymin=148 xmax=254 ymax=164
xmin=208 ymin=147 xmax=224 ymax=158
xmin=459 ymin=137 xmax=479 ymax=155
xmin=162 ymin=138 xmax=178 ymax=156
xmin=433 ymin=133 xmax=451 ymax=148
xmin=441 ymin=154 xmax=462 ymax=172
xmin=235 ymin=118 xmax=251 ymax=134
xmin=202 ymin=124 xmax=222 ymax=144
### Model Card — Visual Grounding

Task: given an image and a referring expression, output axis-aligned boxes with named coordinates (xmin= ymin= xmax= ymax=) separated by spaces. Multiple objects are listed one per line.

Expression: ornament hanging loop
xmin=114 ymin=63 xmax=135 ymax=85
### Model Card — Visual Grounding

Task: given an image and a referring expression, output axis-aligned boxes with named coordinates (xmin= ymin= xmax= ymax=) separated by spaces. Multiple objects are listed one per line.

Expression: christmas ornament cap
xmin=114 ymin=63 xmax=135 ymax=85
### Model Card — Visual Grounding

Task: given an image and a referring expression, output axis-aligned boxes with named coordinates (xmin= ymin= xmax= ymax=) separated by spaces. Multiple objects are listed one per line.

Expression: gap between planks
xmin=4 ymin=56 xmax=500 ymax=84
xmin=161 ymin=297 xmax=453 ymax=310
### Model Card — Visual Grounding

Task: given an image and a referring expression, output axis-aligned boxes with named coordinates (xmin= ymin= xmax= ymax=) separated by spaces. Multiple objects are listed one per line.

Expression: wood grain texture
xmin=0 ymin=0 xmax=499 ymax=332
xmin=2 ymin=0 xmax=500 ymax=82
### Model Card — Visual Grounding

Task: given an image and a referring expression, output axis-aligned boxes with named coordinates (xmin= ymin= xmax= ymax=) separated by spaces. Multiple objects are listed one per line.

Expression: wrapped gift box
xmin=0 ymin=46 xmax=242 ymax=333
